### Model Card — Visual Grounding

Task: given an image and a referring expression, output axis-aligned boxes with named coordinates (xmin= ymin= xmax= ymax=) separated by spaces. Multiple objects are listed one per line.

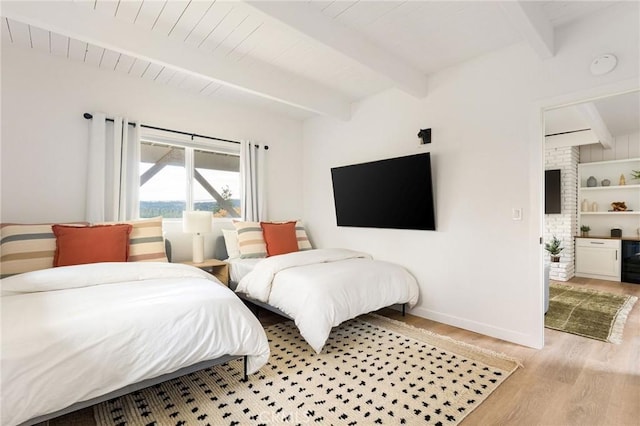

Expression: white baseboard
xmin=408 ymin=306 xmax=543 ymax=349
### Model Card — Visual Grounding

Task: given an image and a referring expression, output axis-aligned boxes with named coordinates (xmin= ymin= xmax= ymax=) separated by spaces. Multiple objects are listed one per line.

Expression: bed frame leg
xmin=242 ymin=356 xmax=248 ymax=382
xmin=402 ymin=304 xmax=406 ymax=317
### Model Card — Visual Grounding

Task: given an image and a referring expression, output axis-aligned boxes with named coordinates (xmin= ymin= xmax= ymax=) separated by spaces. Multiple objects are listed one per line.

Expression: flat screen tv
xmin=331 ymin=152 xmax=436 ymax=231
xmin=545 ymin=169 xmax=562 ymax=214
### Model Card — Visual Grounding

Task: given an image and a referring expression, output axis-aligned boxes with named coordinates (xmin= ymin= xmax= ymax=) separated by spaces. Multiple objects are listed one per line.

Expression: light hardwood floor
xmin=51 ymin=277 xmax=639 ymax=426
xmin=377 ymin=277 xmax=640 ymax=426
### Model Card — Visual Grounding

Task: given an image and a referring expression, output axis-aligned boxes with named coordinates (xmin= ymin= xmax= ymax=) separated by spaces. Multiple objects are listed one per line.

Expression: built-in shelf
xmin=580 ymin=184 xmax=640 ymax=191
xmin=578 ymin=157 xmax=640 ymax=239
xmin=580 ymin=211 xmax=639 ymax=215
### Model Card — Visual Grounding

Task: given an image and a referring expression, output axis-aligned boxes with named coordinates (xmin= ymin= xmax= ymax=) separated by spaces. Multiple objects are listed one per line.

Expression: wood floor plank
xmin=606 ymin=381 xmax=640 ymax=425
xmin=564 ymin=360 xmax=615 ymax=425
xmin=376 ymin=277 xmax=640 ymax=425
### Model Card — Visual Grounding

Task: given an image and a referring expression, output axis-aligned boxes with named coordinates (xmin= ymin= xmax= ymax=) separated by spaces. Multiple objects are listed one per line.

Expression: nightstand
xmin=182 ymin=259 xmax=229 ymax=286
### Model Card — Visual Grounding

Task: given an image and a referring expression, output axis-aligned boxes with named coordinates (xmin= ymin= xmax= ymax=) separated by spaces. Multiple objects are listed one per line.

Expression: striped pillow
xmin=0 ymin=222 xmax=88 ymax=278
xmin=98 ymin=217 xmax=168 ymax=262
xmin=233 ymin=221 xmax=267 ymax=259
xmin=295 ymin=222 xmax=313 ymax=251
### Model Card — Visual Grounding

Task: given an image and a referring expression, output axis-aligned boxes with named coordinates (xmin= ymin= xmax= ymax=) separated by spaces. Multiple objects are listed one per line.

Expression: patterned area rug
xmin=546 ymin=283 xmax=638 ymax=344
xmin=94 ymin=314 xmax=521 ymax=425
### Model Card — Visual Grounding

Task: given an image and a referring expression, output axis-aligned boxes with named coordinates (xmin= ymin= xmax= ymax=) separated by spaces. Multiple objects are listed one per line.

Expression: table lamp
xmin=182 ymin=211 xmax=213 ymax=263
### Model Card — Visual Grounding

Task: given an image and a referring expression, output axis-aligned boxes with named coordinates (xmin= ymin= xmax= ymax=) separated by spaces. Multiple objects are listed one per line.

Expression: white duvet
xmin=236 ymin=248 xmax=419 ymax=353
xmin=1 ymin=262 xmax=270 ymax=426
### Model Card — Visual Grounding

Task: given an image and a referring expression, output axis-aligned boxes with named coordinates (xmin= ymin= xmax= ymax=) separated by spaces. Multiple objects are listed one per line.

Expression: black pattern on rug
xmin=94 ymin=317 xmax=518 ymax=426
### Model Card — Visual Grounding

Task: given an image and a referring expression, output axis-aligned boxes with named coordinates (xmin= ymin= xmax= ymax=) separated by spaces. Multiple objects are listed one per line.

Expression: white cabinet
xmin=575 ymin=238 xmax=621 ymax=281
xmin=578 ymin=158 xmax=640 ymax=238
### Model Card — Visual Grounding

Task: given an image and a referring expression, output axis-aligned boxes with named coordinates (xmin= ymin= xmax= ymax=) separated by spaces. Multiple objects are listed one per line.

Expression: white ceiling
xmin=592 ymin=91 xmax=640 ymax=137
xmin=0 ymin=1 xmax=624 ymax=121
xmin=545 ymin=90 xmax=640 ymax=138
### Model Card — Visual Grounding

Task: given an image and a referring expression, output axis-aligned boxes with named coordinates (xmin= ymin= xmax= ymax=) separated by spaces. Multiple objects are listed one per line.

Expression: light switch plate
xmin=512 ymin=208 xmax=523 ymax=221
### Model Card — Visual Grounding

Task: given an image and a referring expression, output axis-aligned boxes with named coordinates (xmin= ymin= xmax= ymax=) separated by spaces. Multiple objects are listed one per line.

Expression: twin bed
xmin=1 ymin=262 xmax=270 ymax=426
xmin=230 ymin=248 xmax=419 ymax=352
xmin=1 ymin=222 xmax=419 ymax=426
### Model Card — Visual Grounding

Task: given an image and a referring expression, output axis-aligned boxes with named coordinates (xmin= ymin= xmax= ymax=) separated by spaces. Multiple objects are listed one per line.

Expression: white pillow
xmin=222 ymin=228 xmax=241 ymax=259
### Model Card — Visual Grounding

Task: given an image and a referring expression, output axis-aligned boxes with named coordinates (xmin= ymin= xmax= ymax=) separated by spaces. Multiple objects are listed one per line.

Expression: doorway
xmin=540 ymin=86 xmax=640 ymax=341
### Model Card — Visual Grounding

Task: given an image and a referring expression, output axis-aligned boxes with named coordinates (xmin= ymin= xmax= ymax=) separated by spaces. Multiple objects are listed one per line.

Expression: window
xmin=139 ymin=136 xmax=241 ymax=219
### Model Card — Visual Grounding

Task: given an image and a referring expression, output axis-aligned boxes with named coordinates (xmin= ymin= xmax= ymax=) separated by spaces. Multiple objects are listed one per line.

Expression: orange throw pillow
xmin=52 ymin=224 xmax=133 ymax=267
xmin=260 ymin=221 xmax=299 ymax=257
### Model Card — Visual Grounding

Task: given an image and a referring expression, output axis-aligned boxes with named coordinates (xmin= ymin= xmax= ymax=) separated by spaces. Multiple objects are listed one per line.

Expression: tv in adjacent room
xmin=545 ymin=169 xmax=562 ymax=214
xmin=331 ymin=152 xmax=436 ymax=231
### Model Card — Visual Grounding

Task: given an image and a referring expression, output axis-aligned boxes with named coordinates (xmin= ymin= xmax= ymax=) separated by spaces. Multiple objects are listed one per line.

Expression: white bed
xmin=229 ymin=257 xmax=262 ymax=283
xmin=232 ymin=248 xmax=420 ymax=353
xmin=1 ymin=262 xmax=270 ymax=426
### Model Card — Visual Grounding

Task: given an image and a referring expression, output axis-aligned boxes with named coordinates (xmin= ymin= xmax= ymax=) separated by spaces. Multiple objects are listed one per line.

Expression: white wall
xmin=0 ymin=44 xmax=303 ymax=260
xmin=2 ymin=2 xmax=638 ymax=347
xmin=302 ymin=3 xmax=639 ymax=348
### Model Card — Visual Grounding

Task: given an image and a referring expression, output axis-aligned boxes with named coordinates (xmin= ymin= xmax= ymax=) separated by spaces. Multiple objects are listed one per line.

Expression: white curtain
xmin=240 ymin=140 xmax=266 ymax=221
xmin=86 ymin=112 xmax=140 ymax=222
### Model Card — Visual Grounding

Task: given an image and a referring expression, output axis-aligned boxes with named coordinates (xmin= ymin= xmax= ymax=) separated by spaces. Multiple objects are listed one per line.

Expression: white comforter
xmin=236 ymin=249 xmax=419 ymax=353
xmin=1 ymin=262 xmax=270 ymax=426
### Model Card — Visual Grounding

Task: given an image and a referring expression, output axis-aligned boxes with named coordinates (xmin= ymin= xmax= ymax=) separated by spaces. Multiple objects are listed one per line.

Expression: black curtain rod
xmin=83 ymin=113 xmax=268 ymax=149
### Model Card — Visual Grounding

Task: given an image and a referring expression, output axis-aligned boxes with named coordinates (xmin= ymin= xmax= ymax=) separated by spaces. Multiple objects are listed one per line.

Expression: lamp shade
xmin=182 ymin=211 xmax=213 ymax=234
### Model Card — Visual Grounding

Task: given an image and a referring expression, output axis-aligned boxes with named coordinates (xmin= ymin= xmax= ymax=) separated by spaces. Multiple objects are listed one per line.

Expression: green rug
xmin=545 ymin=283 xmax=638 ymax=344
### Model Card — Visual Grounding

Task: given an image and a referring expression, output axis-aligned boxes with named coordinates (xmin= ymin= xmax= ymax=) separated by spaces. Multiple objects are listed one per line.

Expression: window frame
xmin=139 ymin=129 xmax=241 ymax=221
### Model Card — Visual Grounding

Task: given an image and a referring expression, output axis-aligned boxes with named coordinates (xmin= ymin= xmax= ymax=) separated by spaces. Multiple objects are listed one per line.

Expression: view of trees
xmin=140 ymin=185 xmax=240 ymax=218
xmin=140 ymin=199 xmax=241 ymax=218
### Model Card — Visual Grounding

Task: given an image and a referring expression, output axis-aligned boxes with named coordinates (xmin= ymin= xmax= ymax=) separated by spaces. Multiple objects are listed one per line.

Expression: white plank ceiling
xmin=0 ymin=1 xmax=624 ymax=121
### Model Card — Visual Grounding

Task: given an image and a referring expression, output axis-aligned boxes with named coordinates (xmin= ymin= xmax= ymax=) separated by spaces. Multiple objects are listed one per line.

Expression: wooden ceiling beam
xmin=1 ymin=1 xmax=352 ymax=120
xmin=140 ymin=147 xmax=184 ymax=186
xmin=244 ymin=0 xmax=428 ymax=98
xmin=576 ymin=103 xmax=614 ymax=149
xmin=194 ymin=170 xmax=239 ymax=218
xmin=499 ymin=1 xmax=554 ymax=59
